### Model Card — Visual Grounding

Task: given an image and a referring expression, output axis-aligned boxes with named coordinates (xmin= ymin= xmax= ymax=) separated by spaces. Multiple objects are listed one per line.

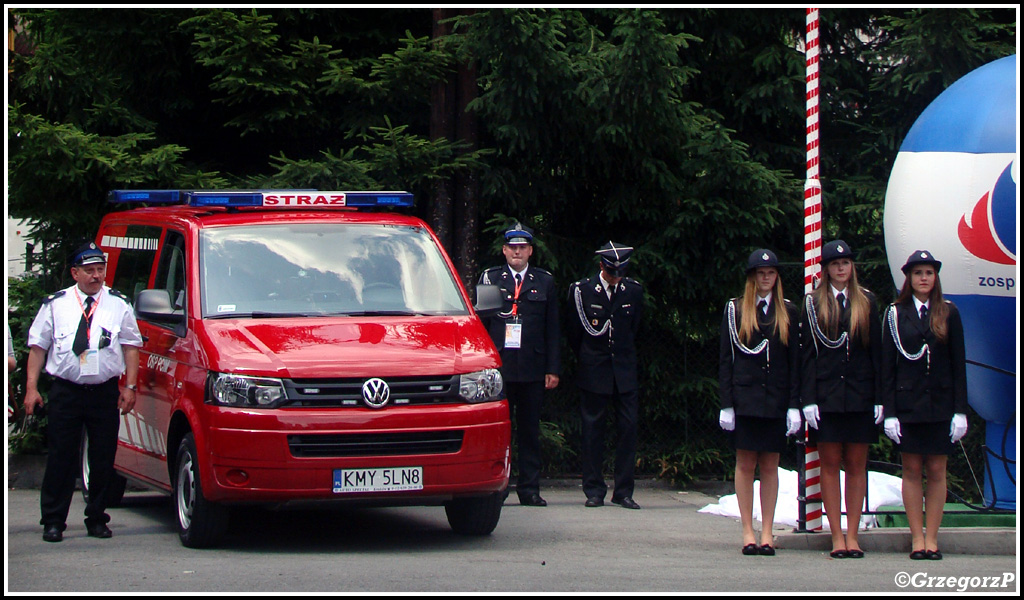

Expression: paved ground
xmin=5 ymin=468 xmax=1018 ymax=594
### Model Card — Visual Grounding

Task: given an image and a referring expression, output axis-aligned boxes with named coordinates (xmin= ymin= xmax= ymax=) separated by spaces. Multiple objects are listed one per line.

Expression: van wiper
xmin=338 ymin=310 xmax=425 ymax=317
xmin=248 ymin=311 xmax=316 ymax=318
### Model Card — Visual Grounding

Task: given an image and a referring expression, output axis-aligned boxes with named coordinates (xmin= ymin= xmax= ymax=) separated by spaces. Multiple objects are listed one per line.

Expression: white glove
xmin=884 ymin=417 xmax=902 ymax=444
xmin=786 ymin=408 xmax=802 ymax=436
xmin=874 ymin=405 xmax=884 ymax=425
xmin=719 ymin=408 xmax=736 ymax=432
xmin=802 ymin=404 xmax=820 ymax=430
xmin=950 ymin=413 xmax=968 ymax=443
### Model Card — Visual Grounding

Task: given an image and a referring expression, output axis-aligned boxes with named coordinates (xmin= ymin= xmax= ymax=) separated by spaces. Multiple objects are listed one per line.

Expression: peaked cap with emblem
xmin=70 ymin=242 xmax=106 ymax=266
xmin=504 ymin=222 xmax=534 ymax=246
xmin=596 ymin=241 xmax=634 ymax=276
xmin=820 ymin=239 xmax=855 ymax=266
xmin=900 ymin=249 xmax=942 ymax=274
xmin=746 ymin=248 xmax=779 ymax=273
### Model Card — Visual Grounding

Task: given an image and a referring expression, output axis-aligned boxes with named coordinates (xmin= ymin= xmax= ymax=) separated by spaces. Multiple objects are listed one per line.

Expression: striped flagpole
xmin=802 ymin=6 xmax=823 ymax=532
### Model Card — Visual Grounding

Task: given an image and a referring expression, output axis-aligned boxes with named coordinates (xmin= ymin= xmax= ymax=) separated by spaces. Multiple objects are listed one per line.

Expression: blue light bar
xmin=107 ymin=189 xmax=414 ymax=209
xmin=108 ymin=190 xmax=181 ymax=204
xmin=185 ymin=191 xmax=264 ymax=207
xmin=343 ymin=192 xmax=414 ymax=208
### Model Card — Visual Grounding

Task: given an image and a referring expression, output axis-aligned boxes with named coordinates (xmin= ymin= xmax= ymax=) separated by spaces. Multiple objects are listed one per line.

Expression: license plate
xmin=333 ymin=466 xmax=423 ymax=494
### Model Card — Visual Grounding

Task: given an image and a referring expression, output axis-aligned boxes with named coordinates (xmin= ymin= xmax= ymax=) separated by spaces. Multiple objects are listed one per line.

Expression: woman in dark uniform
xmin=719 ymin=249 xmax=802 ymax=556
xmin=881 ymin=250 xmax=968 ymax=561
xmin=800 ymin=240 xmax=881 ymax=559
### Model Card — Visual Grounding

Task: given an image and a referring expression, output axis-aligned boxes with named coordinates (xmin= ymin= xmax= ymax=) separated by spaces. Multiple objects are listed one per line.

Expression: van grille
xmin=281 ymin=375 xmax=459 ymax=408
xmin=288 ymin=431 xmax=464 ymax=458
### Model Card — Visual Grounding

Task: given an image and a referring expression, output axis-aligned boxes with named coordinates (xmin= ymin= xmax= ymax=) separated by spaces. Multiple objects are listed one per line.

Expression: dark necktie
xmin=73 ymin=296 xmax=95 ymax=356
xmin=514 ymin=273 xmax=522 ymax=288
xmin=757 ymin=300 xmax=768 ymax=315
xmin=920 ymin=305 xmax=928 ymax=321
xmin=837 ymin=293 xmax=846 ymax=311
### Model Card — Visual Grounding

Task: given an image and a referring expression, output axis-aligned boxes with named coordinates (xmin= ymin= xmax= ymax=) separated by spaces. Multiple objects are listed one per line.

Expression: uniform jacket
xmin=478 ymin=266 xmax=560 ymax=382
xmin=719 ymin=298 xmax=800 ymax=418
xmin=800 ymin=289 xmax=881 ymax=413
xmin=27 ymin=284 xmax=143 ymax=385
xmin=881 ymin=299 xmax=968 ymax=423
xmin=567 ymin=274 xmax=643 ymax=394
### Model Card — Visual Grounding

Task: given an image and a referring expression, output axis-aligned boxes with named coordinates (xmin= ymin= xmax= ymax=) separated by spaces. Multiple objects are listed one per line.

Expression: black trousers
xmin=580 ymin=385 xmax=638 ymax=500
xmin=40 ymin=377 xmax=120 ymax=530
xmin=505 ymin=380 xmax=544 ymax=498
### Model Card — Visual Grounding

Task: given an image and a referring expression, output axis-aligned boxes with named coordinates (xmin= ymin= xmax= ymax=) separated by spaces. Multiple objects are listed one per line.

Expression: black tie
xmin=757 ymin=300 xmax=768 ymax=315
xmin=920 ymin=305 xmax=928 ymax=321
xmin=837 ymin=293 xmax=846 ymax=311
xmin=514 ymin=273 xmax=522 ymax=288
xmin=73 ymin=296 xmax=94 ymax=356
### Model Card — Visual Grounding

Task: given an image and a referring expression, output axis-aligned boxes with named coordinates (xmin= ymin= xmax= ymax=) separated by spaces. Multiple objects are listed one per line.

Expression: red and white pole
xmin=802 ymin=6 xmax=823 ymax=532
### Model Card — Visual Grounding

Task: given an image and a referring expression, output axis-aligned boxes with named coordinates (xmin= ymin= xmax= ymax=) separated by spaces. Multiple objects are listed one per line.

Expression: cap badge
xmin=761 ymin=253 xmax=769 ymax=261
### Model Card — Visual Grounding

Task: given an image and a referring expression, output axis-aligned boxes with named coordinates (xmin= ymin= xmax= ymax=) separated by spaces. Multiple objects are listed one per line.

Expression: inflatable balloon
xmin=883 ymin=54 xmax=1017 ymax=509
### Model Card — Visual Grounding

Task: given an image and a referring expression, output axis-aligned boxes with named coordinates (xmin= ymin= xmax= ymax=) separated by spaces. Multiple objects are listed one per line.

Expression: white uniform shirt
xmin=27 ymin=284 xmax=143 ymax=384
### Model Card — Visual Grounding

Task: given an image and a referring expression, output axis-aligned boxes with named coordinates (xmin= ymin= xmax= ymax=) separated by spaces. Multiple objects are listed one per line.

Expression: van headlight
xmin=459 ymin=369 xmax=503 ymax=403
xmin=207 ymin=373 xmax=287 ymax=408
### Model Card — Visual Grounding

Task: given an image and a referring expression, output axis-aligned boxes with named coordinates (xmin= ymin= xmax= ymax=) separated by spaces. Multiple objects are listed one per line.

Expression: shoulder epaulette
xmin=531 ymin=267 xmax=552 ymax=277
xmin=108 ymin=288 xmax=129 ymax=302
xmin=41 ymin=290 xmax=66 ymax=304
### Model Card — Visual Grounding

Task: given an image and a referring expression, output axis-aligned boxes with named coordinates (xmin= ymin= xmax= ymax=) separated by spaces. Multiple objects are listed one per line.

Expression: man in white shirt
xmin=25 ymin=242 xmax=142 ymax=542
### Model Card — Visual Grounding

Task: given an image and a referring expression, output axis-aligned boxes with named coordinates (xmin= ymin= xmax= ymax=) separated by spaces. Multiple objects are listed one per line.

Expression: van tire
xmin=444 ymin=491 xmax=503 ymax=535
xmin=174 ymin=432 xmax=228 ymax=548
xmin=79 ymin=427 xmax=127 ymax=508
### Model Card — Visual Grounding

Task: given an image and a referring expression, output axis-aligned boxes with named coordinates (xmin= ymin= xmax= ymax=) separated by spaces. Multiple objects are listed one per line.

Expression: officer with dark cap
xmin=567 ymin=241 xmax=644 ymax=509
xmin=24 ymin=241 xmax=143 ymax=542
xmin=478 ymin=223 xmax=560 ymax=507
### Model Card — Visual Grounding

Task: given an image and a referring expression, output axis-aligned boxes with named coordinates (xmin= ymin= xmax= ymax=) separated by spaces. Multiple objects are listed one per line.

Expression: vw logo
xmin=361 ymin=378 xmax=390 ymax=409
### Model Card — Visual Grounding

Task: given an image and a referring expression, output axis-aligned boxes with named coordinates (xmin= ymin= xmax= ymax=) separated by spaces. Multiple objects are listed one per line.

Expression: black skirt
xmin=811 ymin=412 xmax=877 ymax=445
xmin=899 ymin=421 xmax=955 ymax=456
xmin=732 ymin=416 xmax=787 ymax=453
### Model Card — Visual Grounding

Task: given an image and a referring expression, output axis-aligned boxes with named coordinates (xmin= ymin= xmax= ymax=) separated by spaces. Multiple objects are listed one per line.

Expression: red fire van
xmin=87 ymin=190 xmax=510 ymax=547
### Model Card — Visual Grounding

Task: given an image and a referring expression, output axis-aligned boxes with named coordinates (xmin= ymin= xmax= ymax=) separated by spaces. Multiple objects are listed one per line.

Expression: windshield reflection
xmin=200 ymin=224 xmax=467 ymax=317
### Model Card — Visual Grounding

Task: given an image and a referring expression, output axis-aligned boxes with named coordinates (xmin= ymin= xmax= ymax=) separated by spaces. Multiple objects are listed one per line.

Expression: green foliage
xmin=6 ymin=7 xmax=1015 ymax=484
xmin=7 ymin=276 xmax=52 ymax=455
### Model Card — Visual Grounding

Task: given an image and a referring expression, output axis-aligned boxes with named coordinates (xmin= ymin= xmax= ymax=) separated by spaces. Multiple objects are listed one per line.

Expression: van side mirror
xmin=136 ymin=289 xmax=185 ymax=325
xmin=474 ymin=284 xmax=503 ymax=317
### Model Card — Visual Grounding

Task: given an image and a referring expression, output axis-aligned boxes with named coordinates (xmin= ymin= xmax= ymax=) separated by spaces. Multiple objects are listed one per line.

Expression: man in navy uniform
xmin=24 ymin=242 xmax=143 ymax=542
xmin=568 ymin=241 xmax=644 ymax=509
xmin=478 ymin=223 xmax=561 ymax=506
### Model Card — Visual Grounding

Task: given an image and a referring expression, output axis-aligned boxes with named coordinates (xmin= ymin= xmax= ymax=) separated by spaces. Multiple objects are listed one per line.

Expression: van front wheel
xmin=444 ymin=491 xmax=503 ymax=535
xmin=174 ymin=433 xmax=228 ymax=548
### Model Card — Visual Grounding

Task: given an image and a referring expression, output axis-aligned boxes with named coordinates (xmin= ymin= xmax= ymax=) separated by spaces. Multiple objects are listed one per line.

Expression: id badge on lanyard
xmin=504 ymin=275 xmax=525 ymax=349
xmin=80 ymin=349 xmax=100 ymax=376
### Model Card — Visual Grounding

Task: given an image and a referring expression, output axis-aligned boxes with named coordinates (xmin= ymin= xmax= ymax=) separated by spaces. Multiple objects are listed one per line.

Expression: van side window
xmin=108 ymin=225 xmax=161 ymax=304
xmin=153 ymin=230 xmax=187 ymax=318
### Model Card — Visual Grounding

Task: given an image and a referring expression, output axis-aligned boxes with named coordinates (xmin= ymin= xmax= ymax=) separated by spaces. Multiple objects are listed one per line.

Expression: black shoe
xmin=847 ymin=548 xmax=864 ymax=559
xmin=829 ymin=549 xmax=849 ymax=559
xmin=909 ymin=549 xmax=928 ymax=560
xmin=86 ymin=522 xmax=113 ymax=539
xmin=584 ymin=496 xmax=604 ymax=507
xmin=758 ymin=544 xmax=776 ymax=556
xmin=519 ymin=494 xmax=548 ymax=507
xmin=742 ymin=543 xmax=759 ymax=556
xmin=42 ymin=524 xmax=63 ymax=543
xmin=926 ymin=549 xmax=943 ymax=560
xmin=611 ymin=496 xmax=641 ymax=510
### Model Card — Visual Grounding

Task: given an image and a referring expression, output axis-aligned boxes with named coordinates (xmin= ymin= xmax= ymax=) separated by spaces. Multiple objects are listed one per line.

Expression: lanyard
xmin=74 ymin=289 xmax=100 ymax=345
xmin=510 ymin=275 xmax=524 ymax=318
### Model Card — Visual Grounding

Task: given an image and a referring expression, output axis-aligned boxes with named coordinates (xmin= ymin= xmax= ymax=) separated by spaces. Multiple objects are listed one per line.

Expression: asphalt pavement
xmin=5 ymin=470 xmax=1018 ymax=595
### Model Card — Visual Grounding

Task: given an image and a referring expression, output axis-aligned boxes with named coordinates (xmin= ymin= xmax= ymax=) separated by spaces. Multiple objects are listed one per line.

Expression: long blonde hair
xmin=812 ymin=263 xmax=871 ymax=346
xmin=896 ymin=269 xmax=949 ymax=342
xmin=739 ymin=271 xmax=791 ymax=347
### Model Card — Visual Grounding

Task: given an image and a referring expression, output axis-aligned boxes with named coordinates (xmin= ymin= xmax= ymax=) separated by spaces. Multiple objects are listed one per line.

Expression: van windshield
xmin=200 ymin=223 xmax=468 ymax=318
